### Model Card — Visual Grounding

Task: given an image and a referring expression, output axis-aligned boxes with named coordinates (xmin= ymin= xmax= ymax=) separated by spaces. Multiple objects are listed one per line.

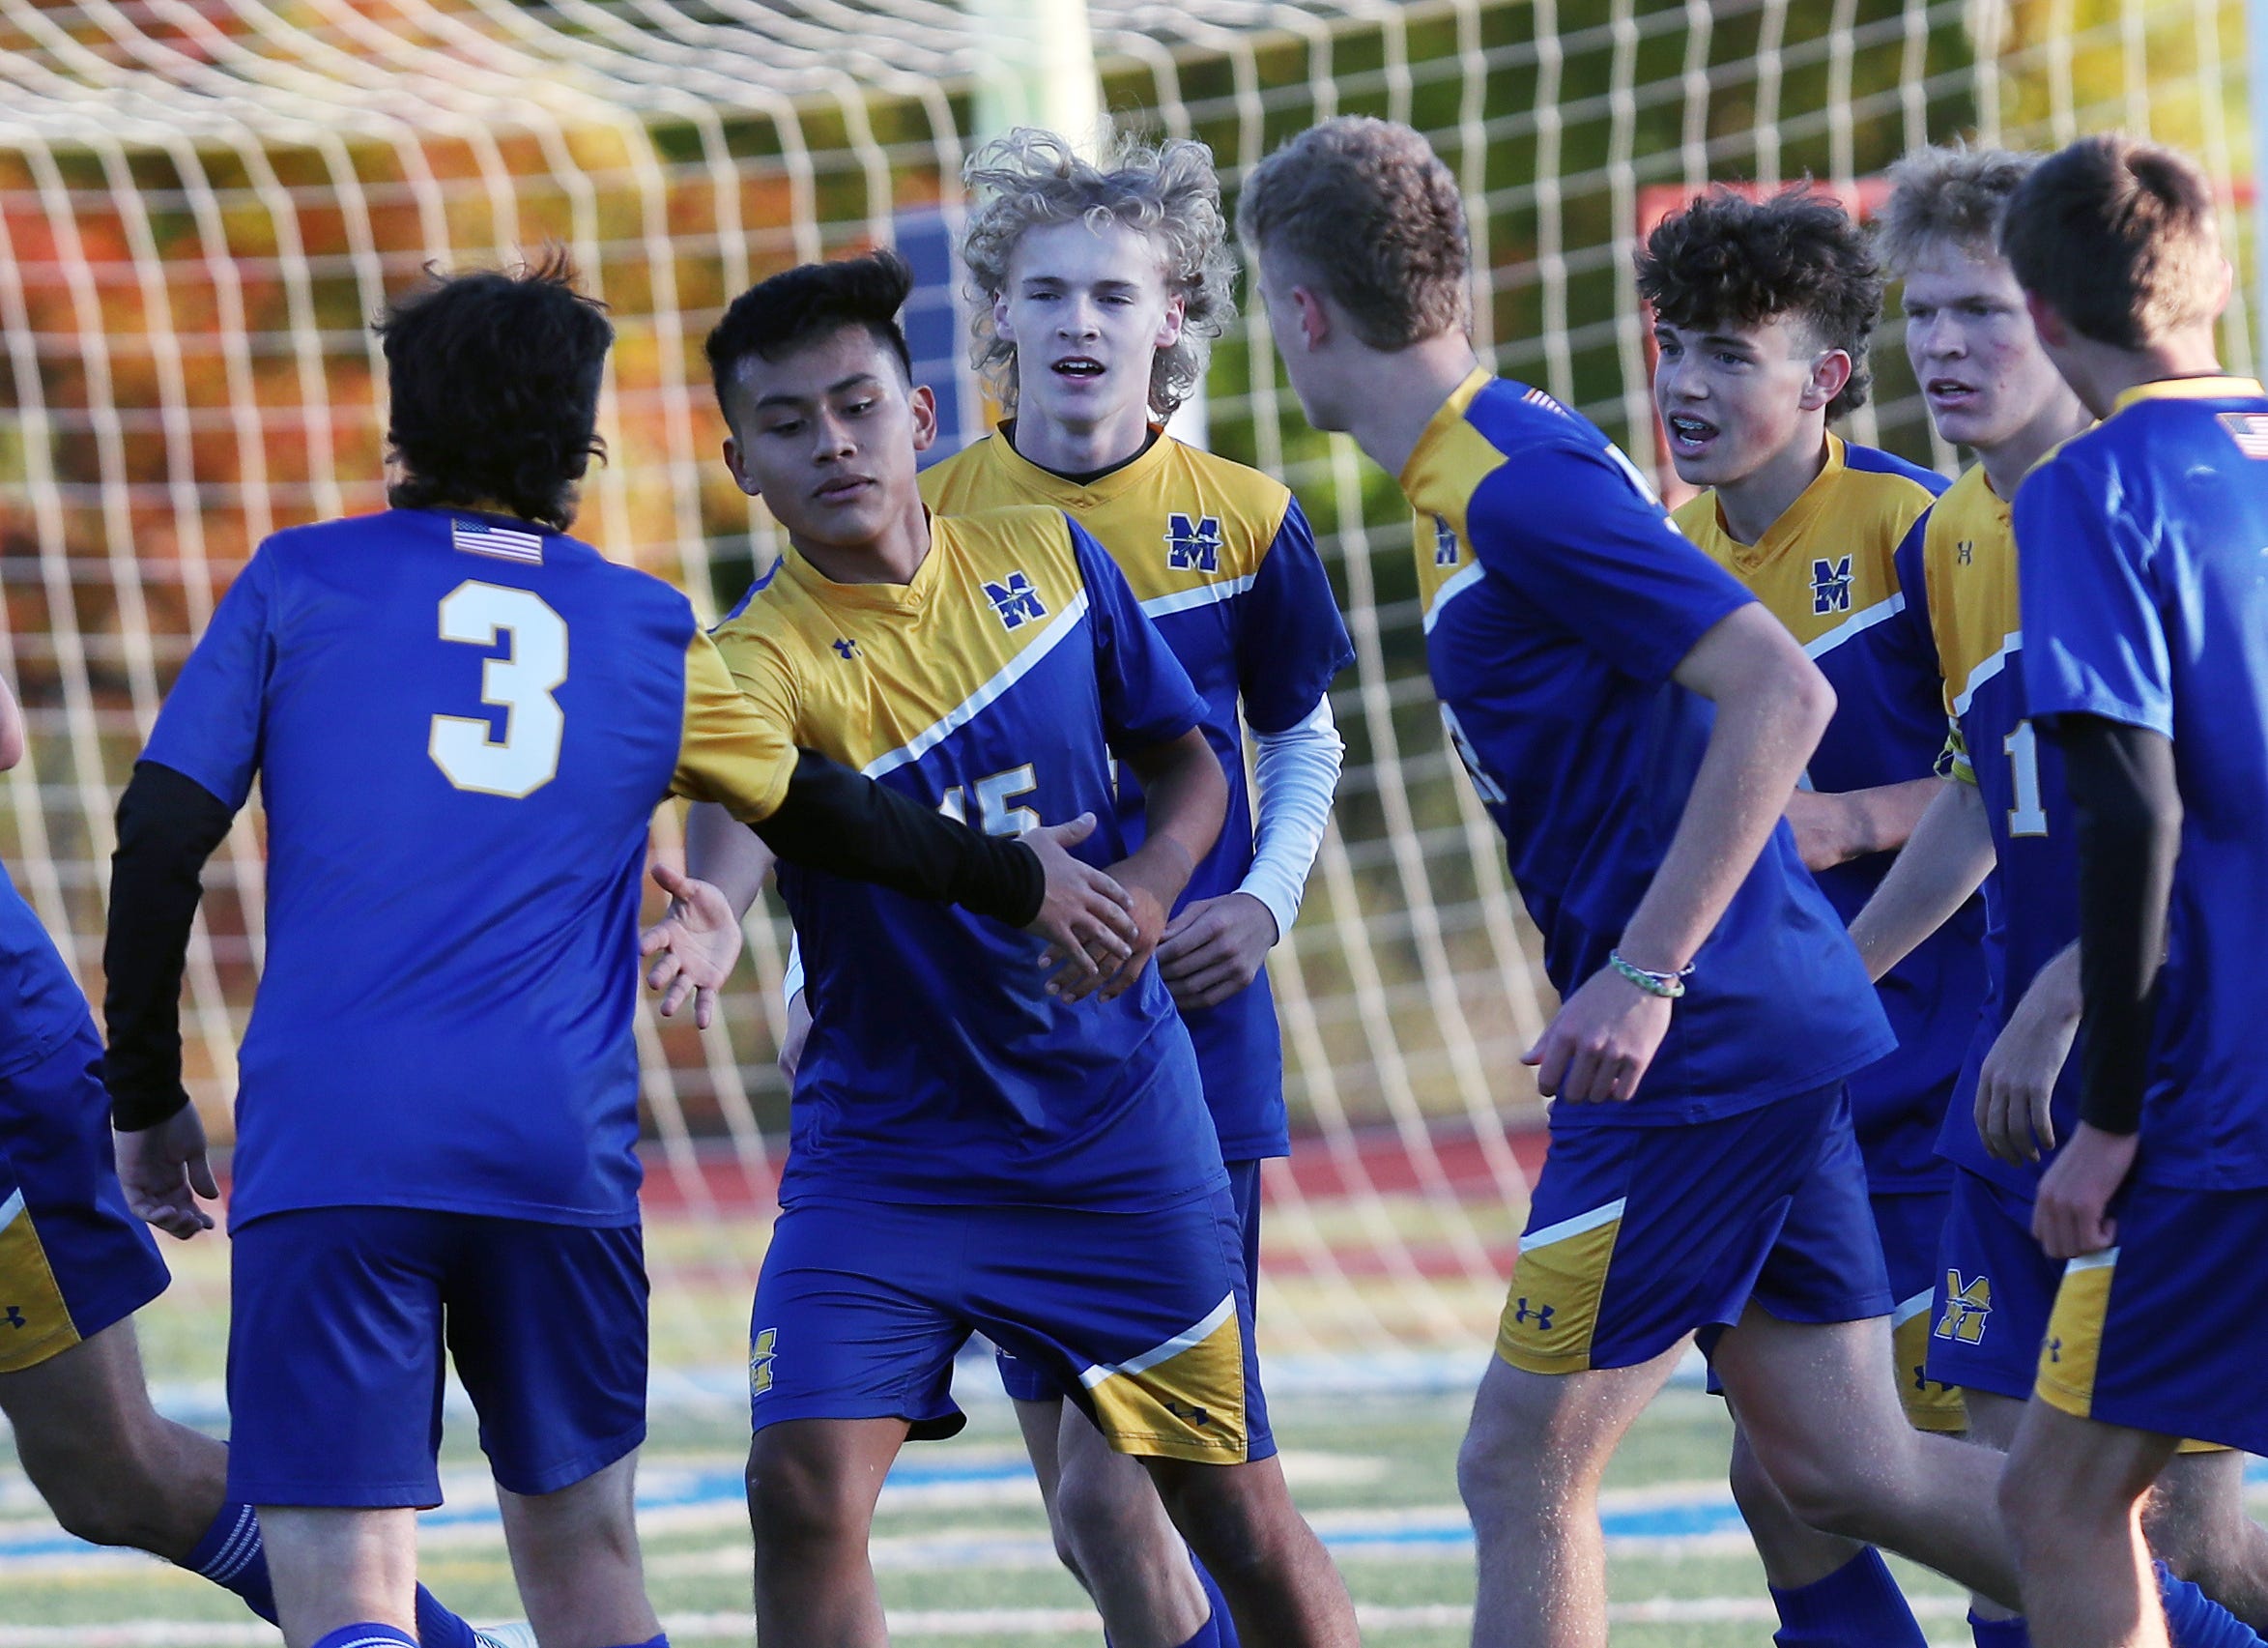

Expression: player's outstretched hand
xmin=641 ymin=862 xmax=744 ymax=1029
xmin=1024 ymin=813 xmax=1138 ymax=1001
xmin=115 ymin=1105 xmax=220 ymax=1240
xmin=1158 ymin=891 xmax=1278 ymax=1011
xmin=1523 ymin=966 xmax=1674 ymax=1105
xmin=1975 ymin=993 xmax=2078 ymax=1164
xmin=2032 ymin=1121 xmax=2136 ymax=1258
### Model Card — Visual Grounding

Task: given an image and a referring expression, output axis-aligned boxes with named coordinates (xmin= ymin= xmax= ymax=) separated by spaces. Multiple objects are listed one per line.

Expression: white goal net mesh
xmin=0 ymin=0 xmax=2251 ymax=1394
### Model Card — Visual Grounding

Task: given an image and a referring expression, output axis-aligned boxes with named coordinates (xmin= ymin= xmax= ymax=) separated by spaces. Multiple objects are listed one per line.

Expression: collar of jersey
xmin=989 ymin=423 xmax=1173 ymax=504
xmin=1399 ymin=365 xmax=1495 ymax=501
xmin=2109 ymin=375 xmax=2266 ymax=418
xmin=1948 ymin=459 xmax=2014 ymax=522
xmin=1713 ymin=432 xmax=1847 ymax=574
xmin=779 ymin=514 xmax=948 ymax=615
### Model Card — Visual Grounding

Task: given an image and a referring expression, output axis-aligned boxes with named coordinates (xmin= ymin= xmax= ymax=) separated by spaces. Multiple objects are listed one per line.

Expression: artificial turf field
xmin=0 ymin=1215 xmax=2035 ymax=1646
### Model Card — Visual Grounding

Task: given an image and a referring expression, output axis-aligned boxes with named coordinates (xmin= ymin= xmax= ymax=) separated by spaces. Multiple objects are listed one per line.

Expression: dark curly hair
xmin=377 ymin=249 xmax=613 ymax=532
xmin=706 ymin=250 xmax=914 ymax=430
xmin=1635 ymin=187 xmax=1883 ymax=419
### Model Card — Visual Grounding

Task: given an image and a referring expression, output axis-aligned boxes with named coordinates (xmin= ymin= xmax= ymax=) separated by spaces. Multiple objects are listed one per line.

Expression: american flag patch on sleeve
xmin=451 ymin=518 xmax=546 ymax=563
xmin=2219 ymin=412 xmax=2268 ymax=459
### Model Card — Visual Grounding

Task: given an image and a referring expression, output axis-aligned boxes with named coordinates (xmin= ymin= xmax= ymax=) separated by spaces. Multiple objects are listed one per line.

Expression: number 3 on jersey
xmin=429 ymin=581 xmax=568 ymax=798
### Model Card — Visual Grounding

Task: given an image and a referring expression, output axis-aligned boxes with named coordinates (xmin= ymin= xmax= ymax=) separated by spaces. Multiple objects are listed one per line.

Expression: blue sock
xmin=1968 ymin=1610 xmax=2031 ymax=1648
xmin=1767 ymin=1547 xmax=1929 ymax=1647
xmin=2159 ymin=1561 xmax=2268 ymax=1648
xmin=602 ymin=1637 xmax=670 ymax=1648
xmin=1176 ymin=1550 xmax=1235 ymax=1648
xmin=311 ymin=1629 xmax=417 ymax=1648
xmin=180 ymin=1502 xmax=276 ymax=1624
xmin=416 ymin=1586 xmax=478 ymax=1648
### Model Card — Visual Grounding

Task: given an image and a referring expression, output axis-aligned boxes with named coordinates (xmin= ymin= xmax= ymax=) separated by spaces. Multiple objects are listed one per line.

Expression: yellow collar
xmin=1399 ymin=365 xmax=1495 ymax=499
xmin=2109 ymin=375 xmax=2266 ymax=418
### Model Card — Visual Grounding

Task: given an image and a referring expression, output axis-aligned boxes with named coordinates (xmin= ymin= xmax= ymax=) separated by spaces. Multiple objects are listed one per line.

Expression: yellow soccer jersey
xmin=922 ymin=429 xmax=1295 ymax=631
xmin=1918 ymin=457 xmax=2088 ymax=1194
xmin=707 ymin=506 xmax=1221 ymax=1212
xmin=1675 ymin=434 xmax=1978 ymax=1192
xmin=918 ymin=431 xmax=1353 ymax=1162
xmin=1671 ymin=434 xmax=1942 ymax=656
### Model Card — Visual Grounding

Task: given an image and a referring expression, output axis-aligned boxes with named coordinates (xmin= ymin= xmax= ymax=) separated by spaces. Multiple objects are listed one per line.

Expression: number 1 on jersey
xmin=430 ymin=581 xmax=568 ymax=798
xmin=2004 ymin=719 xmax=2049 ymax=837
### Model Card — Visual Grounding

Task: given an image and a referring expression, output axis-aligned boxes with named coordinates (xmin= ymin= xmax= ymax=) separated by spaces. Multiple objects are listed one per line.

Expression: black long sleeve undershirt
xmin=103 ymin=761 xmax=234 ymax=1132
xmin=750 ymin=748 xmax=1046 ymax=924
xmin=101 ymin=750 xmax=1045 ymax=1132
xmin=2060 ymin=714 xmax=2182 ymax=1138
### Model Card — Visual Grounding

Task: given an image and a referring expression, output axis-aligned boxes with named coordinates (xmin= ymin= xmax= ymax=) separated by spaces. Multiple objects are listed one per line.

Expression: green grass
xmin=0 ymin=1230 xmax=1988 ymax=1645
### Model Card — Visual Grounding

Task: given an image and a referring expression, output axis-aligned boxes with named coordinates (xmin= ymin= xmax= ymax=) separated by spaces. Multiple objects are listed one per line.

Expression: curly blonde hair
xmin=960 ymin=127 xmax=1236 ymax=420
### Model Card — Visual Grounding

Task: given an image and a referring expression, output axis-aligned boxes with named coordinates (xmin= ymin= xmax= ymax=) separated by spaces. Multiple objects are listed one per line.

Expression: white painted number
xmin=939 ymin=763 xmax=1041 ymax=837
xmin=429 ymin=581 xmax=568 ymax=798
xmin=2003 ymin=719 xmax=2049 ymax=837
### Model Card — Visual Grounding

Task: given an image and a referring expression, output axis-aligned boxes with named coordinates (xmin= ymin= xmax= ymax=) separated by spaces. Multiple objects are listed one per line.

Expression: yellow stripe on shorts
xmin=1892 ymin=1287 xmax=1967 ymax=1432
xmin=2035 ymin=1246 xmax=2116 ymax=1421
xmin=0 ymin=1188 xmax=81 ymax=1373
xmin=1079 ymin=1292 xmax=1249 ymax=1464
xmin=1496 ymin=1198 xmax=1623 ymax=1374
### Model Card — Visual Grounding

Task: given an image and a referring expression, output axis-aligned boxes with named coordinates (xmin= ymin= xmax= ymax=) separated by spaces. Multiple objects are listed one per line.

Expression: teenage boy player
xmin=1638 ymin=184 xmax=1985 ymax=1644
xmin=685 ymin=250 xmax=1358 ymax=1648
xmin=1993 ymin=133 xmax=2268 ymax=1648
xmin=1852 ymin=140 xmax=2268 ymax=1646
xmin=103 ymin=255 xmax=1134 ymax=1648
xmin=0 ymin=665 xmax=489 ymax=1642
xmin=1230 ymin=111 xmax=2268 ymax=1648
xmin=685 ymin=140 xmax=1351 ymax=1648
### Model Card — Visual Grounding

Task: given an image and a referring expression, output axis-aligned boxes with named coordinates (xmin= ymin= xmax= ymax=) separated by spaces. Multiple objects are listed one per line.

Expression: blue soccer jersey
xmin=1920 ymin=461 xmax=2085 ymax=1196
xmin=2018 ymin=375 xmax=2268 ymax=1192
xmin=0 ymin=879 xmax=95 ymax=1082
xmin=920 ymin=432 xmax=1353 ymax=1161
xmin=710 ymin=506 xmax=1223 ymax=1212
xmin=1676 ymin=437 xmax=1982 ymax=1190
xmin=1403 ymin=369 xmax=1894 ymax=1122
xmin=141 ymin=508 xmax=803 ymax=1229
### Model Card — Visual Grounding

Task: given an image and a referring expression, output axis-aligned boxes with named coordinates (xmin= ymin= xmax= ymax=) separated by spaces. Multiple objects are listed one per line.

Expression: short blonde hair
xmin=960 ymin=127 xmax=1235 ymax=420
xmin=1236 ymin=117 xmax=1471 ymax=348
xmin=1876 ymin=144 xmax=2038 ymax=274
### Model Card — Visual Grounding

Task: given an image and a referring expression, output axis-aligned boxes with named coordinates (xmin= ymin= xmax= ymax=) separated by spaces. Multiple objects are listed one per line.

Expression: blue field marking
xmin=10 ymin=1450 xmax=2268 ymax=1571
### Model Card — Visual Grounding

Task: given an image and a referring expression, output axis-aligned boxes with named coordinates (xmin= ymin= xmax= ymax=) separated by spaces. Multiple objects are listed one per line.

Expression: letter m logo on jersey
xmin=1164 ymin=513 xmax=1222 ymax=572
xmin=1432 ymin=515 xmax=1459 ymax=565
xmin=983 ymin=571 xmax=1048 ymax=630
xmin=1810 ymin=556 xmax=1854 ymax=616
xmin=1933 ymin=1271 xmax=1991 ymax=1344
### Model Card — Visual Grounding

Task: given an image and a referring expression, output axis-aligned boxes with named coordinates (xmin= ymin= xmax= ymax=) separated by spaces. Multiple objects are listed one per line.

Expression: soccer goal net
xmin=0 ymin=0 xmax=2252 ymax=1400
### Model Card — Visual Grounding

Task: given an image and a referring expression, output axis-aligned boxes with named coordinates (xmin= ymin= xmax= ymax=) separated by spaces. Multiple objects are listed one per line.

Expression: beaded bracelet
xmin=1608 ymin=949 xmax=1693 ymax=998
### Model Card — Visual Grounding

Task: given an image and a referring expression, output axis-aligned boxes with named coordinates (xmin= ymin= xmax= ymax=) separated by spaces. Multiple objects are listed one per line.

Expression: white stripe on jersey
xmin=1140 ymin=573 xmax=1258 ymax=621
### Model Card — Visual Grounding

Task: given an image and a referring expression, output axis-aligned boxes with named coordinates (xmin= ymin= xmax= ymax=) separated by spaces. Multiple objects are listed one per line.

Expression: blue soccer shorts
xmin=751 ymin=1184 xmax=1270 ymax=1464
xmin=996 ymin=1159 xmax=1264 ymax=1415
xmin=227 ymin=1207 xmax=647 ymax=1507
xmin=1873 ymin=1185 xmax=1965 ymax=1432
xmin=1497 ymin=1083 xmax=1892 ymax=1375
xmin=1926 ymin=1166 xmax=2056 ymax=1403
xmin=0 ymin=1017 xmax=169 ymax=1374
xmin=2031 ymin=1180 xmax=2264 ymax=1455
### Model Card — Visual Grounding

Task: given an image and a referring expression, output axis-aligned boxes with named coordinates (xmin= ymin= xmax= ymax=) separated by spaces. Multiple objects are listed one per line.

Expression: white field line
xmin=0 ymin=1599 xmax=1984 ymax=1647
